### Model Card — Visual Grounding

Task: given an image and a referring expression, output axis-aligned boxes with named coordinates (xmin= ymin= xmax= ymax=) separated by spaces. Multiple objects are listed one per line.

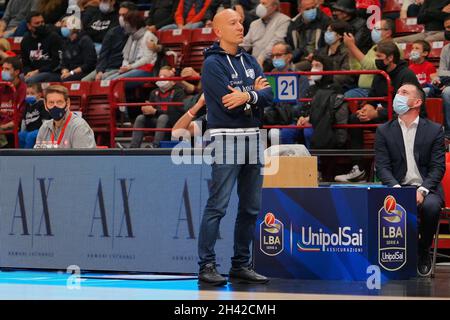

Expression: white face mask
xmin=255 ymin=4 xmax=268 ymax=18
xmin=156 ymin=80 xmax=173 ymax=92
xmin=99 ymin=2 xmax=110 ymax=13
xmin=310 ymin=67 xmax=323 ymax=82
xmin=119 ymin=15 xmax=125 ymax=28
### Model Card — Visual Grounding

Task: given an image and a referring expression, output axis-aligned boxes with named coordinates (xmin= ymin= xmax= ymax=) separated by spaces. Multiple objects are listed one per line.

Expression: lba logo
xmin=260 ymin=212 xmax=283 ymax=256
xmin=378 ymin=195 xmax=407 ymax=271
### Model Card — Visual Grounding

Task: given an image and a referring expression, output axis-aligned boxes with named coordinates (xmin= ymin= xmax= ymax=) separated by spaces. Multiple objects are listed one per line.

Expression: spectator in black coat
xmin=59 ymin=15 xmax=97 ymax=81
xmin=331 ymin=0 xmax=371 ymax=54
xmin=146 ymin=0 xmax=179 ymax=33
xmin=84 ymin=0 xmax=119 ymax=51
xmin=21 ymin=11 xmax=63 ymax=84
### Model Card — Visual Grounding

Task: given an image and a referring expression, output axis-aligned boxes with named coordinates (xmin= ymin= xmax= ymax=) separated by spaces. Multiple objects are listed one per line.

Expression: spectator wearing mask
xmin=343 ymin=18 xmax=404 ymax=98
xmin=0 ymin=57 xmax=27 ymax=148
xmin=84 ymin=0 xmax=119 ymax=51
xmin=21 ymin=12 xmax=63 ymax=84
xmin=19 ymin=83 xmax=50 ymax=149
xmin=159 ymin=0 xmax=212 ymax=30
xmin=241 ymin=0 xmax=291 ymax=68
xmin=79 ymin=0 xmax=100 ymax=27
xmin=0 ymin=39 xmax=17 ymax=78
xmin=285 ymin=0 xmax=330 ymax=70
xmin=146 ymin=0 xmax=180 ymax=33
xmin=0 ymin=0 xmax=34 ymax=38
xmin=408 ymin=40 xmax=437 ymax=97
xmin=316 ymin=19 xmax=355 ymax=91
xmin=335 ymin=40 xmax=423 ymax=183
xmin=59 ymin=15 xmax=97 ymax=81
xmin=331 ymin=0 xmax=371 ymax=54
xmin=35 ymin=85 xmax=96 ymax=149
xmin=130 ymin=66 xmax=186 ymax=148
xmin=104 ymin=10 xmax=159 ymax=80
xmin=82 ymin=1 xmax=136 ymax=81
xmin=394 ymin=0 xmax=450 ymax=43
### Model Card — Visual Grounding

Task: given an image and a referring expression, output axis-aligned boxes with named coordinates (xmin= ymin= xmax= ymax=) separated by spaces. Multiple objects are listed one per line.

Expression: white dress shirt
xmin=396 ymin=116 xmax=429 ymax=195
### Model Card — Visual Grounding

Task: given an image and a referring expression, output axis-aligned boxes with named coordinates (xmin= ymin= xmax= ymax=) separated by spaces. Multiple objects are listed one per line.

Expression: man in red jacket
xmin=0 ymin=56 xmax=27 ymax=148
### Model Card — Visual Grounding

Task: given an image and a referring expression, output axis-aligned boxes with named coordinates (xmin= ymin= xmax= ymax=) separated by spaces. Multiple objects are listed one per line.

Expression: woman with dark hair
xmin=316 ymin=19 xmax=356 ymax=90
xmin=105 ymin=10 xmax=159 ymax=80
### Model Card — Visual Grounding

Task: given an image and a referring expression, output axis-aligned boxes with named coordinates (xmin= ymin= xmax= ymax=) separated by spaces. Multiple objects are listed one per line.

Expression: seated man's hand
xmin=181 ymin=67 xmax=199 ymax=78
xmin=95 ymin=71 xmax=104 ymax=81
xmin=357 ymin=104 xmax=378 ymax=122
xmin=119 ymin=66 xmax=132 ymax=74
xmin=416 ymin=190 xmax=425 ymax=206
xmin=147 ymin=25 xmax=157 ymax=33
xmin=25 ymin=70 xmax=39 ymax=79
xmin=142 ymin=104 xmax=157 ymax=115
xmin=297 ymin=116 xmax=310 ymax=126
xmin=61 ymin=69 xmax=70 ymax=79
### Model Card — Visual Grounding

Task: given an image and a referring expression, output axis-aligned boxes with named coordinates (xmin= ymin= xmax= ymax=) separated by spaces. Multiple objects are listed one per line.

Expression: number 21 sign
xmin=275 ymin=75 xmax=298 ymax=102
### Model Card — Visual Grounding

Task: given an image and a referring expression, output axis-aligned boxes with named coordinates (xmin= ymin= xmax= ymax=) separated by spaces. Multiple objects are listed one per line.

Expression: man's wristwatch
xmin=70 ymin=70 xmax=75 ymax=76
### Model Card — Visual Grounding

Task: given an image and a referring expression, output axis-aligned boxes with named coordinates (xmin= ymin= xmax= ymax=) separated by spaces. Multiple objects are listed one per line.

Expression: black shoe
xmin=417 ymin=251 xmax=432 ymax=277
xmin=198 ymin=263 xmax=227 ymax=286
xmin=228 ymin=266 xmax=269 ymax=284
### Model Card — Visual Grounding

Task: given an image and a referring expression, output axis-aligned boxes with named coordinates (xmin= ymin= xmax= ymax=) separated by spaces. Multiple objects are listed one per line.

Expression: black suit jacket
xmin=375 ymin=117 xmax=446 ymax=201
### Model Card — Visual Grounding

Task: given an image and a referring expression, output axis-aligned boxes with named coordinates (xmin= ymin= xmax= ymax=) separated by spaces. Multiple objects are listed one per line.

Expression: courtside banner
xmin=0 ymin=154 xmax=238 ymax=273
xmin=254 ymin=187 xmax=417 ymax=281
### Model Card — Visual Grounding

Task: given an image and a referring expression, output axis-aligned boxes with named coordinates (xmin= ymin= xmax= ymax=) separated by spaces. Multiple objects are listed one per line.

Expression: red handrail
xmin=0 ymin=81 xmax=18 ymax=147
xmin=109 ymin=70 xmax=392 ymax=147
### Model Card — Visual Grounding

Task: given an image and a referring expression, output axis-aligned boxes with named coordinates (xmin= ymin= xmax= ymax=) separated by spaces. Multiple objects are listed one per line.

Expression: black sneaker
xmin=228 ymin=266 xmax=269 ymax=284
xmin=417 ymin=251 xmax=432 ymax=277
xmin=198 ymin=263 xmax=227 ymax=286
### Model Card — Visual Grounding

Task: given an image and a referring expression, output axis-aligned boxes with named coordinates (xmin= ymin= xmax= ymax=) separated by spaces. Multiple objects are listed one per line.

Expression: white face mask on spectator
xmin=99 ymin=2 xmax=110 ymax=13
xmin=310 ymin=67 xmax=323 ymax=82
xmin=255 ymin=4 xmax=268 ymax=18
xmin=156 ymin=80 xmax=174 ymax=92
xmin=119 ymin=16 xmax=125 ymax=28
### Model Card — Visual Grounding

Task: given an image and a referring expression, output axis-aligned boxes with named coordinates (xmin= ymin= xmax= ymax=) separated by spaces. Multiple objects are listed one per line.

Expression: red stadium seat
xmin=158 ymin=29 xmax=192 ymax=70
xmin=425 ymin=98 xmax=444 ymax=125
xmin=280 ymin=2 xmax=292 ymax=17
xmin=84 ymin=80 xmax=124 ymax=145
xmin=428 ymin=41 xmax=449 ymax=60
xmin=183 ymin=27 xmax=218 ymax=72
xmin=395 ymin=18 xmax=425 ymax=36
xmin=383 ymin=0 xmax=402 ymax=13
xmin=59 ymin=81 xmax=91 ymax=114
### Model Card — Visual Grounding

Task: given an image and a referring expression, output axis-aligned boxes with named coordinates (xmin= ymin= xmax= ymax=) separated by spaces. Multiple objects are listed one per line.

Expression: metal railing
xmin=106 ymin=70 xmax=392 ymax=147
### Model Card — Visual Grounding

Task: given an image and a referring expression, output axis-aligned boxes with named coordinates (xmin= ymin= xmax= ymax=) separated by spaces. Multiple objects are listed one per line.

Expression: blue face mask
xmin=302 ymin=8 xmax=317 ymax=21
xmin=272 ymin=58 xmax=286 ymax=70
xmin=393 ymin=94 xmax=411 ymax=115
xmin=25 ymin=95 xmax=37 ymax=105
xmin=409 ymin=50 xmax=421 ymax=62
xmin=1 ymin=70 xmax=13 ymax=82
xmin=61 ymin=27 xmax=71 ymax=38
xmin=48 ymin=106 xmax=67 ymax=121
xmin=371 ymin=28 xmax=382 ymax=44
xmin=324 ymin=31 xmax=336 ymax=45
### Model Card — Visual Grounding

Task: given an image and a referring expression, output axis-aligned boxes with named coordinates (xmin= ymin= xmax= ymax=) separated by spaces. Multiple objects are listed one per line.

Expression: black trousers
xmin=418 ymin=192 xmax=443 ymax=253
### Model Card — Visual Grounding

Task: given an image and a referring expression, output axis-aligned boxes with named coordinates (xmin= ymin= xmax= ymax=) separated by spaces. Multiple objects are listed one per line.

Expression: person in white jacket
xmin=105 ymin=10 xmax=159 ymax=81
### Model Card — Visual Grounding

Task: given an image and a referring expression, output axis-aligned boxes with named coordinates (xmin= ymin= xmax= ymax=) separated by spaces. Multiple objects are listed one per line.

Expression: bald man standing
xmin=198 ymin=9 xmax=273 ymax=286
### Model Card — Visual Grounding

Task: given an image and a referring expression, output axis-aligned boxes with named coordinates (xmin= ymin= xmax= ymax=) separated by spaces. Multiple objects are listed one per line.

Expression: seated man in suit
xmin=375 ymin=83 xmax=446 ymax=277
